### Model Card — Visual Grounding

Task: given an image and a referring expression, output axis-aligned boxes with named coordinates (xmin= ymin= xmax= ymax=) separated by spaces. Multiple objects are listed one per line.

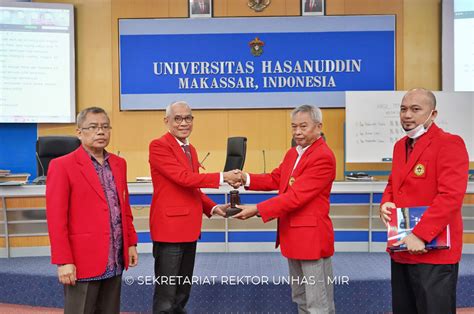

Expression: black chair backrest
xmin=223 ymin=137 xmax=247 ymax=171
xmin=36 ymin=136 xmax=81 ymax=176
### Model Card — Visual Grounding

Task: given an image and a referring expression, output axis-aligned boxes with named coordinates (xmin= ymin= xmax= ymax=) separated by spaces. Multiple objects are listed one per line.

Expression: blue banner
xmin=119 ymin=16 xmax=395 ymax=109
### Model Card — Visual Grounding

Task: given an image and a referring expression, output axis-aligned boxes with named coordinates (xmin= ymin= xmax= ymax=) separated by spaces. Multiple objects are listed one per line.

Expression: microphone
xmin=33 ymin=152 xmax=47 ymax=184
xmin=36 ymin=152 xmax=45 ymax=177
xmin=199 ymin=152 xmax=210 ymax=170
xmin=262 ymin=149 xmax=266 ymax=173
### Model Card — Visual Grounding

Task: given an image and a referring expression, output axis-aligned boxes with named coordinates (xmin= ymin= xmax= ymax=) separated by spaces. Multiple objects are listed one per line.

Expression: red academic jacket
xmin=148 ymin=132 xmax=220 ymax=242
xmin=381 ymin=123 xmax=469 ymax=264
xmin=46 ymin=146 xmax=138 ymax=279
xmin=248 ymin=138 xmax=336 ymax=260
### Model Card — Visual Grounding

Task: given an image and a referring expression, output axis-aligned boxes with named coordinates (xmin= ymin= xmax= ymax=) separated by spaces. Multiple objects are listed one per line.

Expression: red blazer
xmin=46 ymin=146 xmax=138 ymax=279
xmin=248 ymin=138 xmax=336 ymax=260
xmin=382 ymin=123 xmax=469 ymax=264
xmin=149 ymin=132 xmax=220 ymax=242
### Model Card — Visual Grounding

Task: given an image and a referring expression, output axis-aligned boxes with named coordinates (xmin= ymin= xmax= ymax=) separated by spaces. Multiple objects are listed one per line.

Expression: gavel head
xmin=229 ymin=190 xmax=240 ymax=208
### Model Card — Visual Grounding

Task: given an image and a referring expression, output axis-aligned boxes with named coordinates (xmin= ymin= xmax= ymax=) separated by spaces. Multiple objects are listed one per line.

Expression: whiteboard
xmin=345 ymin=91 xmax=474 ymax=163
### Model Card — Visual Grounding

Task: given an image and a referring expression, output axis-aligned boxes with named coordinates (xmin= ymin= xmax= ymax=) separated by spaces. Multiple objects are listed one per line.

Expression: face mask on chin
xmin=403 ymin=110 xmax=434 ymax=139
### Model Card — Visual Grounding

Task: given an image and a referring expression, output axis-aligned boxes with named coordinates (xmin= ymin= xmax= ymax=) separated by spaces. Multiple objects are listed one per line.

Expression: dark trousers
xmin=153 ymin=241 xmax=197 ymax=314
xmin=391 ymin=260 xmax=458 ymax=314
xmin=64 ymin=275 xmax=122 ymax=314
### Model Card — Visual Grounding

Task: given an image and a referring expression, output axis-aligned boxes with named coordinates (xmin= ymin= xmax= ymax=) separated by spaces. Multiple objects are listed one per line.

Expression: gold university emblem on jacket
xmin=413 ymin=163 xmax=425 ymax=176
xmin=289 ymin=176 xmax=296 ymax=186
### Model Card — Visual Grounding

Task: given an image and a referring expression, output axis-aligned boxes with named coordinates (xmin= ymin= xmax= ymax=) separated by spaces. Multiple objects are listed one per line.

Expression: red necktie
xmin=182 ymin=145 xmax=193 ymax=170
xmin=406 ymin=138 xmax=414 ymax=162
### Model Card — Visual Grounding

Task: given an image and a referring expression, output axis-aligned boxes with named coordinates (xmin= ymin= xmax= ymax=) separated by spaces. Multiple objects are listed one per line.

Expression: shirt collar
xmin=296 ymin=143 xmax=312 ymax=156
xmin=84 ymin=147 xmax=109 ymax=163
xmin=169 ymin=131 xmax=189 ymax=146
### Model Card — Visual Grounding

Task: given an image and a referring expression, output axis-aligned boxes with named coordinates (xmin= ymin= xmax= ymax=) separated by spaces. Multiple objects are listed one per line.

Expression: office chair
xmin=223 ymin=137 xmax=247 ymax=171
xmin=36 ymin=136 xmax=81 ymax=181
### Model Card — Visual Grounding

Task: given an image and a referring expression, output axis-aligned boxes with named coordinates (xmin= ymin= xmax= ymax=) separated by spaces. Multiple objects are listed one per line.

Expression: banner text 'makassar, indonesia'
xmin=152 ymin=59 xmax=362 ymax=90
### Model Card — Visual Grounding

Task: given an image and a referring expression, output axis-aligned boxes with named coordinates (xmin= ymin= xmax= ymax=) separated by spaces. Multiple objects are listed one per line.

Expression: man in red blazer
xmin=379 ymin=88 xmax=469 ymax=314
xmin=149 ymin=101 xmax=240 ymax=313
xmin=234 ymin=105 xmax=336 ymax=313
xmin=46 ymin=107 xmax=138 ymax=313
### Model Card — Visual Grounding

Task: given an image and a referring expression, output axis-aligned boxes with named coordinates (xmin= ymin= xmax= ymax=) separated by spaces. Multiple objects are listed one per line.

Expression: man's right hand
xmin=58 ymin=264 xmax=77 ymax=286
xmin=223 ymin=169 xmax=243 ymax=188
xmin=380 ymin=202 xmax=395 ymax=226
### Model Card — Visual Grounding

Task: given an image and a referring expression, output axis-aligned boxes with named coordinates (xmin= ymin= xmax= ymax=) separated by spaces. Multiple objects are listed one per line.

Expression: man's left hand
xmin=129 ymin=246 xmax=138 ymax=267
xmin=393 ymin=233 xmax=428 ymax=254
xmin=232 ymin=205 xmax=259 ymax=220
xmin=213 ymin=204 xmax=231 ymax=217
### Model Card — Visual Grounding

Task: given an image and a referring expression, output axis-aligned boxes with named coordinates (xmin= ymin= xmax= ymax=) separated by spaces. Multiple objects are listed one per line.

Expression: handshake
xmin=223 ymin=169 xmax=247 ymax=189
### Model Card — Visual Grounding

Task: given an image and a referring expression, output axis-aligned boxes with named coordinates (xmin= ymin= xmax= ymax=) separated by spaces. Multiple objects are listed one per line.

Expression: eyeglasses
xmin=80 ymin=125 xmax=112 ymax=132
xmin=174 ymin=115 xmax=194 ymax=124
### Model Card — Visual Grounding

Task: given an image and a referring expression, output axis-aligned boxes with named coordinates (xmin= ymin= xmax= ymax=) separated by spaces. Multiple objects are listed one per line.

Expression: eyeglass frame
xmin=173 ymin=115 xmax=194 ymax=124
xmin=80 ymin=124 xmax=113 ymax=132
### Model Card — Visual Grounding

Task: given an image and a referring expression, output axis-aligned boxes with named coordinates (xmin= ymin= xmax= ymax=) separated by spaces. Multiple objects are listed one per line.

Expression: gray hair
xmin=291 ymin=104 xmax=323 ymax=123
xmin=404 ymin=88 xmax=437 ymax=109
xmin=165 ymin=101 xmax=192 ymax=117
xmin=76 ymin=107 xmax=109 ymax=128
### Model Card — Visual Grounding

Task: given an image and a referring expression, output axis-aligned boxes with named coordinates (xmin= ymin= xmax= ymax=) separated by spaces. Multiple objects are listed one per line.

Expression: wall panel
xmin=35 ymin=0 xmax=441 ymax=181
xmin=403 ymin=0 xmax=441 ymax=90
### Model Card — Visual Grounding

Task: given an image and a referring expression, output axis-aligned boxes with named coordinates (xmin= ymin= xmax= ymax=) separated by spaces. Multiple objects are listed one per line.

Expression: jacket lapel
xmin=398 ymin=123 xmax=439 ymax=186
xmin=391 ymin=140 xmax=405 ymax=192
xmin=281 ymin=138 xmax=324 ymax=192
xmin=75 ymin=146 xmax=107 ymax=202
xmin=279 ymin=149 xmax=297 ymax=193
xmin=165 ymin=132 xmax=193 ymax=171
xmin=108 ymin=155 xmax=124 ymax=205
xmin=190 ymin=145 xmax=200 ymax=173
xmin=292 ymin=138 xmax=323 ymax=176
